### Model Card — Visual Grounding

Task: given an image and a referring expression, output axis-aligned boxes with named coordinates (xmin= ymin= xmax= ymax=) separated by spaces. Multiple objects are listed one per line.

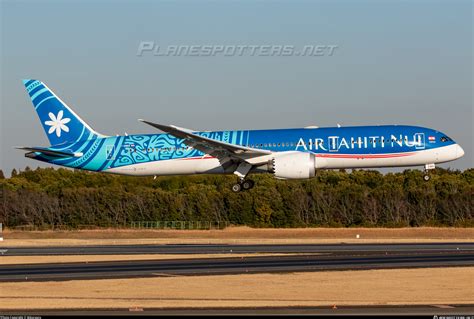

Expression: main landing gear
xmin=423 ymin=163 xmax=435 ymax=182
xmin=232 ymin=162 xmax=255 ymax=192
xmin=232 ymin=179 xmax=255 ymax=192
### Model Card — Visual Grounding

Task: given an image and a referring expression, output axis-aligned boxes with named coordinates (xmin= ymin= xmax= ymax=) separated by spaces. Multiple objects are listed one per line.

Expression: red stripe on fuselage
xmin=177 ymin=152 xmax=415 ymax=161
xmin=180 ymin=156 xmax=216 ymax=160
xmin=315 ymin=152 xmax=415 ymax=159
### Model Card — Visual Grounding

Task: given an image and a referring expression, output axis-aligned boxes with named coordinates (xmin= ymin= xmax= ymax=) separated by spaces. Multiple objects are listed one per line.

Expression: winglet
xmin=139 ymin=119 xmax=195 ymax=133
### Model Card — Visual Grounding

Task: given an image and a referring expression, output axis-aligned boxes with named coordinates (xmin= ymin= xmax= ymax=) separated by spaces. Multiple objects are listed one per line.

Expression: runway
xmin=1 ymin=243 xmax=473 ymax=282
xmin=4 ymin=242 xmax=474 ymax=255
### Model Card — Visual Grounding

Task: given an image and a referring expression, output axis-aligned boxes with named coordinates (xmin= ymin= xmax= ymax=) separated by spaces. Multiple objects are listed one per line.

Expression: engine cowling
xmin=271 ymin=152 xmax=316 ymax=179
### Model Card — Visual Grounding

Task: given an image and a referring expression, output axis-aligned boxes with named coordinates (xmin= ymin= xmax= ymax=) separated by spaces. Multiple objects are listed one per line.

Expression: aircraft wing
xmin=16 ymin=146 xmax=83 ymax=158
xmin=138 ymin=120 xmax=272 ymax=162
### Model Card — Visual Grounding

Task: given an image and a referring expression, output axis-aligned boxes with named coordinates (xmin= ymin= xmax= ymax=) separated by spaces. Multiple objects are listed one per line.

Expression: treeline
xmin=0 ymin=167 xmax=472 ymax=228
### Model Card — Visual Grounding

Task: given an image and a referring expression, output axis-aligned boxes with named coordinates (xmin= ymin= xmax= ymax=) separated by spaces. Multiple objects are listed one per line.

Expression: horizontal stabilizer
xmin=15 ymin=146 xmax=83 ymax=158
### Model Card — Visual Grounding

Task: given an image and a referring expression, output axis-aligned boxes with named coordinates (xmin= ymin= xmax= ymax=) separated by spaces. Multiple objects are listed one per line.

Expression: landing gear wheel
xmin=231 ymin=183 xmax=242 ymax=193
xmin=241 ymin=180 xmax=255 ymax=190
xmin=423 ymin=164 xmax=435 ymax=182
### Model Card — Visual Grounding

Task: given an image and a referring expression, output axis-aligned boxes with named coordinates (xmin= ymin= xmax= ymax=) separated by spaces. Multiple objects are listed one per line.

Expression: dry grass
xmin=1 ymin=267 xmax=472 ymax=309
xmin=3 ymin=226 xmax=473 ymax=247
xmin=0 ymin=253 xmax=303 ymax=265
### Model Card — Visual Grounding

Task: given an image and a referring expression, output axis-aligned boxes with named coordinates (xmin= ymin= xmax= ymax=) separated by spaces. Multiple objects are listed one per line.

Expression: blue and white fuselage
xmin=19 ymin=80 xmax=464 ymax=191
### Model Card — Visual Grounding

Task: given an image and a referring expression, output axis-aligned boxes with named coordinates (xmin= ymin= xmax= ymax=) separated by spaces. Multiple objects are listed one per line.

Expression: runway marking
xmin=152 ymin=273 xmax=183 ymax=277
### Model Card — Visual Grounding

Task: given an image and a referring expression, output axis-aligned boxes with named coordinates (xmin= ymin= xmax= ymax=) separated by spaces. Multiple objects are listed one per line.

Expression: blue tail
xmin=22 ymin=79 xmax=103 ymax=146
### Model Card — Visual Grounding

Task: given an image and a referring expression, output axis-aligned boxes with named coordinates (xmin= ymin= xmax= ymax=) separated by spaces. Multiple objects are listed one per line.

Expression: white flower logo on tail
xmin=45 ymin=110 xmax=71 ymax=137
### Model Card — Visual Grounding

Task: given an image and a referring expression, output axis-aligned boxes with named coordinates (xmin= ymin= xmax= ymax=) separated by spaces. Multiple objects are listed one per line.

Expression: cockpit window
xmin=440 ymin=136 xmax=452 ymax=142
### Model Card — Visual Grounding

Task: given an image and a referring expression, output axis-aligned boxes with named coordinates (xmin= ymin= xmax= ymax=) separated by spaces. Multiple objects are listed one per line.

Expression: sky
xmin=1 ymin=0 xmax=472 ymax=176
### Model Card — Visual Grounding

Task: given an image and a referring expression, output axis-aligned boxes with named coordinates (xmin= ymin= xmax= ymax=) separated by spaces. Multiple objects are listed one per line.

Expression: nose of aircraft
xmin=456 ymin=144 xmax=465 ymax=159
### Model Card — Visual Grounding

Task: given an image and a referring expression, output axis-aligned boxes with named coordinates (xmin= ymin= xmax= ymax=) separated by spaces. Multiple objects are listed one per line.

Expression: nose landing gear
xmin=231 ymin=183 xmax=242 ymax=192
xmin=423 ymin=163 xmax=435 ymax=182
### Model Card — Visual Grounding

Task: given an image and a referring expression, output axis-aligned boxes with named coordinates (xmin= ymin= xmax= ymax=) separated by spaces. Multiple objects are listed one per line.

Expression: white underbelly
xmin=105 ymin=145 xmax=459 ymax=176
xmin=319 ymin=144 xmax=459 ymax=169
xmin=105 ymin=157 xmax=224 ymax=176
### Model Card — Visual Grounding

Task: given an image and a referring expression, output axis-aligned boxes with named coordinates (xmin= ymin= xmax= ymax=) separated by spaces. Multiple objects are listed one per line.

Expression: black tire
xmin=242 ymin=180 xmax=253 ymax=190
xmin=246 ymin=180 xmax=255 ymax=189
xmin=231 ymin=183 xmax=242 ymax=192
xmin=423 ymin=174 xmax=431 ymax=182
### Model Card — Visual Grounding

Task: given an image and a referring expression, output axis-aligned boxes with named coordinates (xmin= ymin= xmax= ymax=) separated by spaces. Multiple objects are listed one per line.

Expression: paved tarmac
xmin=3 ymin=242 xmax=474 ymax=255
xmin=1 ymin=243 xmax=473 ymax=282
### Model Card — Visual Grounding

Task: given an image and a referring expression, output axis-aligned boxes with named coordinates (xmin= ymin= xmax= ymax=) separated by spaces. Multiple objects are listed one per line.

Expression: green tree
xmin=0 ymin=167 xmax=472 ymax=228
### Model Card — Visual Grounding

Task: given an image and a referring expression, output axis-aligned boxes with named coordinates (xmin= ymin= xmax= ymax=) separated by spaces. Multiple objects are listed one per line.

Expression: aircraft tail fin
xmin=22 ymin=79 xmax=104 ymax=146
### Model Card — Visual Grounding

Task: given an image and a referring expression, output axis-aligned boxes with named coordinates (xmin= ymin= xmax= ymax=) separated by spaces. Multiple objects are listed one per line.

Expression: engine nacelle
xmin=271 ymin=152 xmax=316 ymax=179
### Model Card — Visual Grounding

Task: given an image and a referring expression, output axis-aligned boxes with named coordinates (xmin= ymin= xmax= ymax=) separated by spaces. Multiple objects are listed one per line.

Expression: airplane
xmin=17 ymin=79 xmax=465 ymax=192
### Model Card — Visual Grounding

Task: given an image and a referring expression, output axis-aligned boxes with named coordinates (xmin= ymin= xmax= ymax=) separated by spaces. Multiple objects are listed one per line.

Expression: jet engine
xmin=270 ymin=151 xmax=316 ymax=179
